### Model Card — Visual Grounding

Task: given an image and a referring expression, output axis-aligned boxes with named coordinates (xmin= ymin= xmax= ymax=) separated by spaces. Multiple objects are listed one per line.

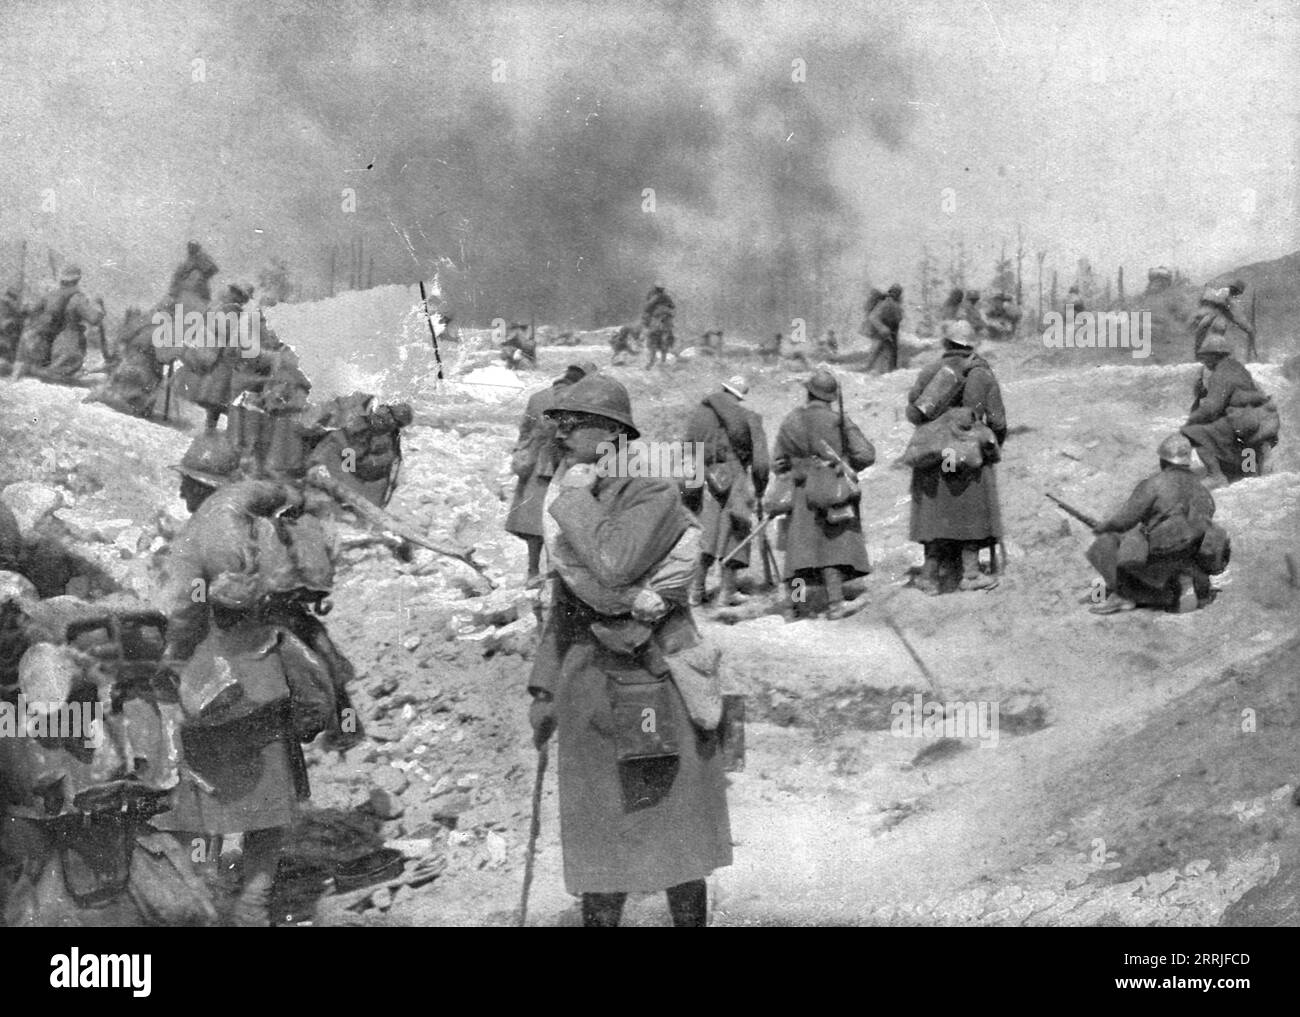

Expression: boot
xmin=1090 ymin=592 xmax=1137 ymax=615
xmin=914 ymin=543 xmax=942 ymax=595
xmin=688 ymin=561 xmax=707 ymax=607
xmin=581 ymin=891 xmax=626 ymax=928
xmin=666 ymin=879 xmax=708 ymax=928
xmin=1253 ymin=442 xmax=1274 ymax=478
xmin=718 ymin=566 xmax=749 ymax=606
xmin=232 ymin=827 xmax=283 ymax=927
xmin=959 ymin=544 xmax=999 ymax=591
xmin=1196 ymin=449 xmax=1228 ymax=489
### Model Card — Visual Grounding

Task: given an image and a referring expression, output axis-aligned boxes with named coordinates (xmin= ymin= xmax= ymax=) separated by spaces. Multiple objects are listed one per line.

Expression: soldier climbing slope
xmin=11 ymin=265 xmax=105 ymax=382
xmin=1190 ymin=278 xmax=1256 ymax=360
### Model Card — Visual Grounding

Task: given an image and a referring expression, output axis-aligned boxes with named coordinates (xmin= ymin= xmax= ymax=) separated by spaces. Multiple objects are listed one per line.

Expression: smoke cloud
xmin=0 ymin=0 xmax=916 ymax=336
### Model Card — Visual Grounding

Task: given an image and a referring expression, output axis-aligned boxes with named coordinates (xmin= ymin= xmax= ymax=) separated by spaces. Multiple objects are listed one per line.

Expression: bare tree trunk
xmin=1036 ymin=250 xmax=1046 ymax=325
xmin=328 ymin=246 xmax=335 ymax=297
xmin=1015 ymin=226 xmax=1025 ymax=308
xmin=1117 ymin=266 xmax=1125 ymax=303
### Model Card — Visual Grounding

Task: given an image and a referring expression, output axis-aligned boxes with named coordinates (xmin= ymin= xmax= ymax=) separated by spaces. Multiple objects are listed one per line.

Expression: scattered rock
xmin=367 ymin=788 xmax=406 ymax=820
xmin=432 ymin=794 xmax=473 ymax=826
xmin=370 ymin=886 xmax=394 ymax=910
xmin=1 ymin=482 xmax=65 ymax=534
xmin=373 ymin=766 xmax=410 ymax=796
xmin=0 ymin=570 xmax=38 ymax=601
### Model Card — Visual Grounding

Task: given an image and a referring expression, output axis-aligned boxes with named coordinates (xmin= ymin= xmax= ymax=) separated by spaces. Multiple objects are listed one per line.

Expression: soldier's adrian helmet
xmin=887 ymin=283 xmax=903 ymax=299
xmin=545 ymin=374 xmax=640 ymax=439
xmin=805 ymin=368 xmax=838 ymax=401
xmin=172 ymin=433 xmax=241 ymax=487
xmin=1157 ymin=433 xmax=1192 ymax=467
xmin=1197 ymin=333 xmax=1233 ymax=357
xmin=721 ymin=375 xmax=750 ymax=400
xmin=965 ymin=288 xmax=980 ymax=301
xmin=1228 ymin=278 xmax=1246 ymax=295
xmin=943 ymin=319 xmax=977 ymax=347
xmin=58 ymin=265 xmax=82 ymax=285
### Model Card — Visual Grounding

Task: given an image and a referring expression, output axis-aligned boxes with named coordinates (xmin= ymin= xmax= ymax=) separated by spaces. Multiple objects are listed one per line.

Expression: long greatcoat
xmin=151 ymin=481 xmax=308 ymax=835
xmin=531 ymin=474 xmax=732 ymax=894
xmin=505 ymin=377 xmax=573 ymax=539
xmin=681 ymin=392 xmax=770 ymax=565
xmin=907 ymin=350 xmax=1006 ymax=544
xmin=772 ymin=399 xmax=875 ymax=578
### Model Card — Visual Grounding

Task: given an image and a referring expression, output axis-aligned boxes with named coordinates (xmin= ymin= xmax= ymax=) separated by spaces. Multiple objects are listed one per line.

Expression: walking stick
xmin=517 ymin=740 xmax=549 ymax=927
xmin=162 ymin=360 xmax=174 ymax=421
xmin=418 ymin=279 xmax=444 ymax=381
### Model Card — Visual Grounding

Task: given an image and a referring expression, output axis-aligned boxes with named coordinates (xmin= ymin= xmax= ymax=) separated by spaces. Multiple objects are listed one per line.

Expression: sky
xmin=0 ymin=0 xmax=1295 ymax=334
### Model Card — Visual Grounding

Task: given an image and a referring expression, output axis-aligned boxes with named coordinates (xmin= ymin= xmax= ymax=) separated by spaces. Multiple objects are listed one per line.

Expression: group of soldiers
xmin=501 ymin=279 xmax=1282 ymax=921
xmin=0 ymin=242 xmax=423 ymax=926
xmin=0 ymin=264 xmax=107 ymax=383
xmin=0 ymin=238 xmax=1282 ymax=927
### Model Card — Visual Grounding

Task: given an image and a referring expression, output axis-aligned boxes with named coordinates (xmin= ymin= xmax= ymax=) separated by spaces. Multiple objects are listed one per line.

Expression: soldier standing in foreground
xmin=771 ymin=368 xmax=875 ymax=619
xmin=1087 ymin=434 xmax=1217 ymax=615
xmin=681 ymin=376 xmax=770 ymax=608
xmin=505 ymin=360 xmax=597 ymax=587
xmin=527 ymin=374 xmax=732 ymax=927
xmin=906 ymin=320 xmax=1005 ymax=594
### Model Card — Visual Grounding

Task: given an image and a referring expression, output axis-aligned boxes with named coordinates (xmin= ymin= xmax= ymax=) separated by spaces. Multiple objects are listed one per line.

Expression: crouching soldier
xmin=527 ymin=375 xmax=732 ymax=927
xmin=1087 ymin=435 xmax=1217 ymax=615
xmin=1180 ymin=333 xmax=1279 ymax=487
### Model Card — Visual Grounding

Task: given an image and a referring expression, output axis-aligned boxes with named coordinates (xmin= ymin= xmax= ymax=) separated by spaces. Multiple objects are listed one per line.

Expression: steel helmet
xmin=1197 ymin=333 xmax=1233 ymax=356
xmin=59 ymin=264 xmax=82 ymax=284
xmin=1157 ymin=433 xmax=1192 ymax=466
xmin=805 ymin=368 xmax=838 ymax=401
xmin=171 ymin=433 xmax=241 ymax=487
xmin=943 ymin=319 xmax=977 ymax=347
xmin=545 ymin=374 xmax=640 ymax=438
xmin=721 ymin=375 xmax=749 ymax=399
